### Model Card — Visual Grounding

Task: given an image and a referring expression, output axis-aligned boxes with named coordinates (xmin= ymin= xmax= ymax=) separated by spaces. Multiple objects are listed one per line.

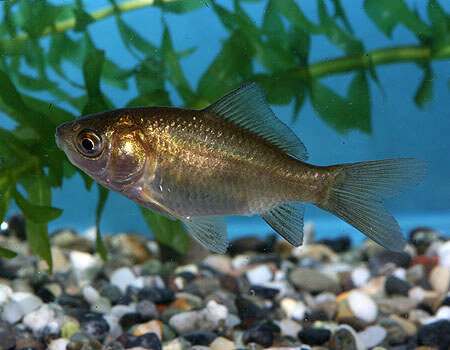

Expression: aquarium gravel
xmin=0 ymin=214 xmax=449 ymax=350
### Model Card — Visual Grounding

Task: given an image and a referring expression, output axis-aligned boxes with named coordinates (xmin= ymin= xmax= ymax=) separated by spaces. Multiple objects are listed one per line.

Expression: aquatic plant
xmin=0 ymin=0 xmax=448 ymax=269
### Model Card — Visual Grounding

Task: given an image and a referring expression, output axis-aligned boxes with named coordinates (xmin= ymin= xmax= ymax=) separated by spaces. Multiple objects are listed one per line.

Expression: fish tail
xmin=319 ymin=158 xmax=429 ymax=251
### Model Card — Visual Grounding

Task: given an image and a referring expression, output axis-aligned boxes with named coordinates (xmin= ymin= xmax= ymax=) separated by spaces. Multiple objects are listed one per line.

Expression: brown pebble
xmin=15 ymin=338 xmax=45 ymax=350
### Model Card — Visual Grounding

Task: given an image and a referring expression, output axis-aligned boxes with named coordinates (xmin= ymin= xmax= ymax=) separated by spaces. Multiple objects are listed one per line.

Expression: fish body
xmin=56 ymin=83 xmax=428 ymax=253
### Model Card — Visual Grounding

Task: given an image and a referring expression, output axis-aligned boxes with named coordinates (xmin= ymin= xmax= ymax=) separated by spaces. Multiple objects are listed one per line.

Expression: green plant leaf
xmin=116 ymin=16 xmax=158 ymax=57
xmin=73 ymin=0 xmax=94 ymax=32
xmin=95 ymin=185 xmax=109 ymax=261
xmin=318 ymin=0 xmax=364 ymax=54
xmin=273 ymin=0 xmax=319 ymax=34
xmin=0 ymin=184 xmax=13 ymax=223
xmin=330 ymin=0 xmax=354 ymax=34
xmin=21 ymin=174 xmax=53 ymax=271
xmin=414 ymin=67 xmax=433 ymax=109
xmin=155 ymin=0 xmax=206 ymax=13
xmin=13 ymin=189 xmax=63 ymax=223
xmin=262 ymin=0 xmax=285 ymax=40
xmin=364 ymin=0 xmax=431 ymax=38
xmin=18 ymin=0 xmax=60 ymax=38
xmin=82 ymin=47 xmax=109 ymax=115
xmin=252 ymin=71 xmax=298 ymax=105
xmin=348 ymin=71 xmax=371 ymax=133
xmin=310 ymin=79 xmax=371 ymax=133
xmin=161 ymin=25 xmax=196 ymax=105
xmin=139 ymin=206 xmax=189 ymax=254
xmin=198 ymin=31 xmax=253 ymax=102
xmin=0 ymin=246 xmax=18 ymax=259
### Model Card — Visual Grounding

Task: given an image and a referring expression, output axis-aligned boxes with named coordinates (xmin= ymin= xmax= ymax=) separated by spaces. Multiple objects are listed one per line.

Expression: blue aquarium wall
xmin=4 ymin=0 xmax=450 ymax=244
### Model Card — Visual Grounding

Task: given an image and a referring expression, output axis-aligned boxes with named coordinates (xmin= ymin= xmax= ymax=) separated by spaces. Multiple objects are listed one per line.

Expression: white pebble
xmin=280 ymin=298 xmax=307 ymax=321
xmin=48 ymin=338 xmax=70 ymax=350
xmin=348 ymin=290 xmax=378 ymax=323
xmin=226 ymin=313 xmax=241 ymax=330
xmin=90 ymin=297 xmax=111 ymax=314
xmin=429 ymin=265 xmax=450 ymax=293
xmin=70 ymin=251 xmax=97 ymax=270
xmin=438 ymin=241 xmax=450 ymax=268
xmin=231 ymin=255 xmax=251 ymax=270
xmin=23 ymin=304 xmax=58 ymax=336
xmin=0 ymin=284 xmax=13 ymax=304
xmin=207 ymin=300 xmax=228 ymax=322
xmin=358 ymin=325 xmax=387 ymax=348
xmin=169 ymin=309 xmax=218 ymax=334
xmin=246 ymin=265 xmax=273 ymax=285
xmin=110 ymin=267 xmax=136 ymax=293
xmin=277 ymin=318 xmax=302 ymax=338
xmin=12 ymin=292 xmax=43 ymax=315
xmin=82 ymin=285 xmax=101 ymax=305
xmin=351 ymin=266 xmax=371 ymax=288
xmin=1 ymin=300 xmax=24 ymax=324
xmin=436 ymin=306 xmax=450 ymax=320
xmin=111 ymin=304 xmax=136 ymax=319
xmin=392 ymin=267 xmax=407 ymax=281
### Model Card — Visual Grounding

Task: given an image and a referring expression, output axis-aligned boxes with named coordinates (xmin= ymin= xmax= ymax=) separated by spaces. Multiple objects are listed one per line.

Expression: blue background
xmin=8 ymin=0 xmax=450 ymax=245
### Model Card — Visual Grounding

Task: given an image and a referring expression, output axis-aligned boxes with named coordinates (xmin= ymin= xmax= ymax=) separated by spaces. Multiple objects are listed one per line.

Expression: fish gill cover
xmin=0 ymin=0 xmax=448 ymax=270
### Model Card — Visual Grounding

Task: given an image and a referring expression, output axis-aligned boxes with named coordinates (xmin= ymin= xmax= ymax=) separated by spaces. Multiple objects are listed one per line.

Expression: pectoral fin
xmin=183 ymin=216 xmax=229 ymax=253
xmin=261 ymin=202 xmax=305 ymax=246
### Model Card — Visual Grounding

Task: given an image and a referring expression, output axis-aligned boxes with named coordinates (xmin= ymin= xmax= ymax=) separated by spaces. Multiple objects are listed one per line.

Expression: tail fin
xmin=319 ymin=158 xmax=429 ymax=252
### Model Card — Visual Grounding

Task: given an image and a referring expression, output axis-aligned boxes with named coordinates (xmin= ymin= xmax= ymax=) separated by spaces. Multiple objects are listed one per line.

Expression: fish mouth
xmin=55 ymin=122 xmax=73 ymax=150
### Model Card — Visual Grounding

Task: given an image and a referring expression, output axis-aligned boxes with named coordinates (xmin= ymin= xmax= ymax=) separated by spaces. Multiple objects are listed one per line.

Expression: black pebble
xmin=80 ymin=313 xmax=110 ymax=341
xmin=298 ymin=327 xmax=331 ymax=346
xmin=182 ymin=331 xmax=217 ymax=346
xmin=242 ymin=325 xmax=274 ymax=348
xmin=249 ymin=285 xmax=279 ymax=299
xmin=119 ymin=312 xmax=147 ymax=331
xmin=385 ymin=275 xmax=411 ymax=296
xmin=441 ymin=296 xmax=450 ymax=307
xmin=136 ymin=300 xmax=160 ymax=320
xmin=236 ymin=296 xmax=266 ymax=321
xmin=369 ymin=251 xmax=412 ymax=275
xmin=417 ymin=320 xmax=450 ymax=350
xmin=0 ymin=320 xmax=15 ymax=350
xmin=35 ymin=287 xmax=55 ymax=303
xmin=125 ymin=333 xmax=162 ymax=350
xmin=99 ymin=283 xmax=122 ymax=304
xmin=320 ymin=236 xmax=351 ymax=253
xmin=138 ymin=287 xmax=175 ymax=304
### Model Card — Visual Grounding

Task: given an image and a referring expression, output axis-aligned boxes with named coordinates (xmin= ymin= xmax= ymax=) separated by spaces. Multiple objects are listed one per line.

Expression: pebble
xmin=163 ymin=338 xmax=192 ymax=350
xmin=351 ymin=266 xmax=371 ymax=288
xmin=209 ymin=336 xmax=236 ymax=350
xmin=437 ymin=241 xmax=450 ymax=268
xmin=125 ymin=332 xmax=162 ymax=350
xmin=410 ymin=227 xmax=441 ymax=254
xmin=298 ymin=327 xmax=331 ymax=346
xmin=246 ymin=264 xmax=273 ymax=285
xmin=169 ymin=309 xmax=218 ymax=334
xmin=183 ymin=331 xmax=217 ymax=346
xmin=329 ymin=324 xmax=366 ymax=350
xmin=276 ymin=318 xmax=302 ymax=338
xmin=0 ymin=320 xmax=15 ymax=349
xmin=385 ymin=275 xmax=411 ymax=296
xmin=429 ymin=265 xmax=450 ymax=294
xmin=289 ymin=268 xmax=340 ymax=293
xmin=347 ymin=290 xmax=378 ymax=323
xmin=134 ymin=320 xmax=163 ymax=340
xmin=48 ymin=338 xmax=70 ymax=350
xmin=280 ymin=297 xmax=307 ymax=321
xmin=1 ymin=299 xmax=24 ymax=324
xmin=23 ymin=303 xmax=61 ymax=337
xmin=242 ymin=324 xmax=274 ymax=348
xmin=417 ymin=320 xmax=450 ymax=350
xmin=358 ymin=325 xmax=387 ymax=348
xmin=80 ymin=313 xmax=110 ymax=341
xmin=378 ymin=317 xmax=406 ymax=346
xmin=110 ymin=267 xmax=137 ymax=293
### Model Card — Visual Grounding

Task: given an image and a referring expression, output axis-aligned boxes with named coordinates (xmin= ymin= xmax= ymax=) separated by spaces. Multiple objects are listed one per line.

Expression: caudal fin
xmin=320 ymin=158 xmax=429 ymax=252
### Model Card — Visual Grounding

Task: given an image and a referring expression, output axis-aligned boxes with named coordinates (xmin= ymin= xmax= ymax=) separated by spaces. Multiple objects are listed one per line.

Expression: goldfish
xmin=55 ymin=83 xmax=428 ymax=253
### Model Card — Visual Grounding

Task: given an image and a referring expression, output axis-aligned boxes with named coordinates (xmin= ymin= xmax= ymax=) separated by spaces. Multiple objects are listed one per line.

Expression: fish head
xmin=55 ymin=109 xmax=152 ymax=192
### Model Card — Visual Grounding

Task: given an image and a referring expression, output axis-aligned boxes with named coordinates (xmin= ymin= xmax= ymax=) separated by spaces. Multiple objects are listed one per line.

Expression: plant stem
xmin=305 ymin=44 xmax=450 ymax=80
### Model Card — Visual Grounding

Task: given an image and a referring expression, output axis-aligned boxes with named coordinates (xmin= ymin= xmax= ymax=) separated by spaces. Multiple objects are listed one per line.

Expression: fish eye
xmin=76 ymin=129 xmax=103 ymax=157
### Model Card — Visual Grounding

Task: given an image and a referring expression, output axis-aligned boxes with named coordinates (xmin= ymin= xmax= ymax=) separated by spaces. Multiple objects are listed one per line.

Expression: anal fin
xmin=261 ymin=202 xmax=305 ymax=247
xmin=184 ymin=216 xmax=229 ymax=253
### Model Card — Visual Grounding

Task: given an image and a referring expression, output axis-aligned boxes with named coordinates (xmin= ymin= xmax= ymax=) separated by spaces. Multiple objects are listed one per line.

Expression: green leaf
xmin=330 ymin=0 xmax=354 ymax=34
xmin=102 ymin=58 xmax=132 ymax=90
xmin=0 ymin=246 xmax=18 ymax=259
xmin=21 ymin=175 xmax=53 ymax=271
xmin=0 ymin=184 xmax=12 ymax=223
xmin=198 ymin=31 xmax=253 ymax=102
xmin=318 ymin=0 xmax=364 ymax=54
xmin=348 ymin=71 xmax=371 ymax=133
xmin=139 ymin=206 xmax=189 ymax=254
xmin=252 ymin=71 xmax=298 ymax=105
xmin=95 ymin=185 xmax=109 ymax=261
xmin=414 ymin=67 xmax=434 ymax=109
xmin=155 ymin=0 xmax=206 ymax=13
xmin=364 ymin=0 xmax=431 ymax=38
xmin=13 ymin=189 xmax=63 ymax=223
xmin=82 ymin=47 xmax=109 ymax=115
xmin=0 ymin=70 xmax=54 ymax=135
xmin=18 ymin=0 xmax=60 ymax=38
xmin=116 ymin=16 xmax=158 ymax=57
xmin=73 ymin=0 xmax=94 ymax=32
xmin=310 ymin=79 xmax=371 ymax=133
xmin=273 ymin=0 xmax=319 ymax=34
xmin=161 ymin=25 xmax=196 ymax=105
xmin=262 ymin=0 xmax=285 ymax=40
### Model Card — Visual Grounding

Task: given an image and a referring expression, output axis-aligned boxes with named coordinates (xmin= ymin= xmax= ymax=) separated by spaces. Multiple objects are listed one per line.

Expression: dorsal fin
xmin=205 ymin=83 xmax=308 ymax=161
